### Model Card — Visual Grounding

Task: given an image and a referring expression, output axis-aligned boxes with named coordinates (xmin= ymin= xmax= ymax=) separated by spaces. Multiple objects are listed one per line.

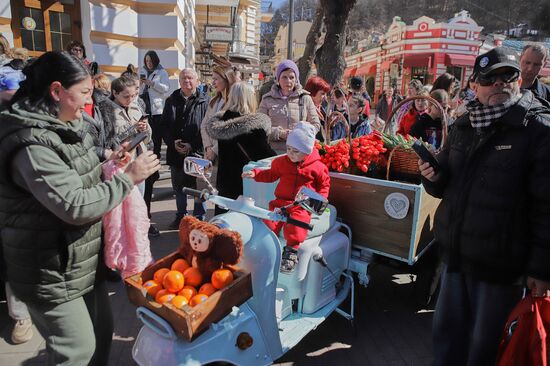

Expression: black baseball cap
xmin=350 ymin=76 xmax=363 ymax=89
xmin=473 ymin=47 xmax=520 ymax=77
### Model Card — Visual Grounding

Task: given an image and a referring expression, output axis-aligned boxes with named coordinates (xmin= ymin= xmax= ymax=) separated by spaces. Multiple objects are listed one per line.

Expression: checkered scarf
xmin=466 ymin=94 xmax=521 ymax=128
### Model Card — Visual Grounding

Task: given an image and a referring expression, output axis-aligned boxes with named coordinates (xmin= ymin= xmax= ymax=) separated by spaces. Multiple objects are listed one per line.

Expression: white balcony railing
xmin=230 ymin=40 xmax=258 ymax=60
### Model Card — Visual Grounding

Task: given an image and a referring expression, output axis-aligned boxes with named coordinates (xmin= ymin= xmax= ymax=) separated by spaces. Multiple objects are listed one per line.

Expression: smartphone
xmin=412 ymin=140 xmax=440 ymax=174
xmin=123 ymin=131 xmax=148 ymax=154
xmin=140 ymin=74 xmax=146 ymax=81
xmin=139 ymin=113 xmax=149 ymax=121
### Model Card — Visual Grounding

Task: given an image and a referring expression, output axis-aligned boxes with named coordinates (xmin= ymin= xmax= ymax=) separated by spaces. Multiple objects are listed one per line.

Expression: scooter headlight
xmin=236 ymin=332 xmax=253 ymax=350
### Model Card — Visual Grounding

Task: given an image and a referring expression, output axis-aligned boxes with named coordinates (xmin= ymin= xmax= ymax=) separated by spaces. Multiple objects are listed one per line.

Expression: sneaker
xmin=280 ymin=246 xmax=299 ymax=273
xmin=11 ymin=318 xmax=33 ymax=344
xmin=168 ymin=216 xmax=183 ymax=230
xmin=148 ymin=224 xmax=160 ymax=238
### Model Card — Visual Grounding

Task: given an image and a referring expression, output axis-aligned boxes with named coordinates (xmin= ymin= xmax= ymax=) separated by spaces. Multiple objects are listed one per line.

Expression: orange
xmin=183 ymin=267 xmax=203 ymax=287
xmin=178 ymin=286 xmax=197 ymax=300
xmin=171 ymin=295 xmax=188 ymax=309
xmin=155 ymin=289 xmax=175 ymax=304
xmin=163 ymin=270 xmax=185 ymax=293
xmin=211 ymin=269 xmax=234 ymax=290
xmin=143 ymin=280 xmax=161 ymax=297
xmin=189 ymin=294 xmax=209 ymax=307
xmin=171 ymin=258 xmax=190 ymax=272
xmin=198 ymin=283 xmax=217 ymax=296
xmin=153 ymin=268 xmax=170 ymax=284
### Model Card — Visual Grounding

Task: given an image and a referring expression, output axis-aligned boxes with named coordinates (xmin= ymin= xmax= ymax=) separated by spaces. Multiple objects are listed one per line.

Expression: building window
xmin=19 ymin=7 xmax=46 ymax=52
xmin=11 ymin=0 xmax=81 ymax=57
xmin=446 ymin=66 xmax=463 ymax=82
xmin=411 ymin=66 xmax=432 ymax=85
xmin=49 ymin=11 xmax=72 ymax=51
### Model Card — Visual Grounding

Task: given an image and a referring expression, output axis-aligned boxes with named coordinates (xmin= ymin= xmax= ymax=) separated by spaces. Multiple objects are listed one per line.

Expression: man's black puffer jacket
xmin=422 ymin=90 xmax=550 ymax=284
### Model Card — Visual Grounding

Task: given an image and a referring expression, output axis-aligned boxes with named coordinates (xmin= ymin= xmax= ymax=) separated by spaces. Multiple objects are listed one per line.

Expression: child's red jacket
xmin=251 ymin=149 xmax=330 ymax=204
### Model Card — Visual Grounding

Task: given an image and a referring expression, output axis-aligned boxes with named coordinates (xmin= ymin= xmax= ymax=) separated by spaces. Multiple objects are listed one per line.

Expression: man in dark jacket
xmin=520 ymin=44 xmax=550 ymax=102
xmin=163 ymin=68 xmax=210 ymax=229
xmin=419 ymin=47 xmax=550 ymax=366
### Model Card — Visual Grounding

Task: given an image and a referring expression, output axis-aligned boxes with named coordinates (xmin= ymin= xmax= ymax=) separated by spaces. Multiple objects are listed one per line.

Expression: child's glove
xmin=242 ymin=171 xmax=255 ymax=178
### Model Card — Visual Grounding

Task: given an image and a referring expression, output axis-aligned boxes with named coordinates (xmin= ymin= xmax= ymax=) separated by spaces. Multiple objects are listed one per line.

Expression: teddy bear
xmin=177 ymin=216 xmax=244 ymax=279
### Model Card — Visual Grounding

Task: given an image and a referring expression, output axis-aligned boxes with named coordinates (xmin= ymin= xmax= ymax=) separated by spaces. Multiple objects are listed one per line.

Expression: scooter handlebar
xmin=182 ymin=187 xmax=209 ymax=201
xmin=286 ymin=217 xmax=314 ymax=231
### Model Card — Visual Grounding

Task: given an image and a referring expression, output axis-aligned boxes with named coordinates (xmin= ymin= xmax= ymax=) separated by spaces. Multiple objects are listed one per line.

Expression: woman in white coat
xmin=140 ymin=50 xmax=170 ymax=158
xmin=140 ymin=50 xmax=169 ymax=237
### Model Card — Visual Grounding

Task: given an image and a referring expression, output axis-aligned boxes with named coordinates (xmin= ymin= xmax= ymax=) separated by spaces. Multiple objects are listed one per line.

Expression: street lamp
xmin=287 ymin=0 xmax=294 ymax=60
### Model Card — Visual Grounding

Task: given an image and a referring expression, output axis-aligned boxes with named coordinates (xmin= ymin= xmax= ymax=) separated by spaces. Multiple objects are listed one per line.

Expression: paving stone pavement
xmin=0 ymin=178 xmax=435 ymax=365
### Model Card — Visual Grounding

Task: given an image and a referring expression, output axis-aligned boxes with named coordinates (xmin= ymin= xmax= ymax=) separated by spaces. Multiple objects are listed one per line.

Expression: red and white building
xmin=344 ymin=10 xmax=483 ymax=102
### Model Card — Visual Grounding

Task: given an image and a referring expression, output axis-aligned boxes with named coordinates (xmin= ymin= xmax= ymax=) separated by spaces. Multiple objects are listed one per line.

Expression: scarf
xmin=466 ymin=94 xmax=521 ymax=128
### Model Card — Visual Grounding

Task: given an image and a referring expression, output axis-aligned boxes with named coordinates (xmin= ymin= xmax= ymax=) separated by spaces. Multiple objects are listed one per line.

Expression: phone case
xmin=412 ymin=140 xmax=440 ymax=173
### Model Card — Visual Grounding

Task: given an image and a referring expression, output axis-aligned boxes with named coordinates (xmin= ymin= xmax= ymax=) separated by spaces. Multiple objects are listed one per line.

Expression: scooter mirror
xmin=184 ymin=157 xmax=213 ymax=179
xmin=294 ymin=187 xmax=328 ymax=215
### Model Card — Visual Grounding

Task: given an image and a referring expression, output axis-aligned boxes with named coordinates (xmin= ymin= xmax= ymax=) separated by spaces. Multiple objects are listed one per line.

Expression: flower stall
xmin=318 ymin=96 xmax=445 ymax=265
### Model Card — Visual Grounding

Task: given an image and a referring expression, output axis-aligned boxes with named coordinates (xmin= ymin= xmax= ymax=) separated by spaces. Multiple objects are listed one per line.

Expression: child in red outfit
xmin=242 ymin=121 xmax=330 ymax=272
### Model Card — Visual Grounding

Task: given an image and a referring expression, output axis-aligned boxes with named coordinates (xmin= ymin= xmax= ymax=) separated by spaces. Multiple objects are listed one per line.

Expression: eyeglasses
xmin=71 ymin=47 xmax=83 ymax=53
xmin=477 ymin=71 xmax=519 ymax=86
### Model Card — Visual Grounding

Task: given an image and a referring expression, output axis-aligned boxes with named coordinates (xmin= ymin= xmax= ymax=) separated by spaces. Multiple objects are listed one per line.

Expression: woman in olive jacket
xmin=0 ymin=52 xmax=160 ymax=365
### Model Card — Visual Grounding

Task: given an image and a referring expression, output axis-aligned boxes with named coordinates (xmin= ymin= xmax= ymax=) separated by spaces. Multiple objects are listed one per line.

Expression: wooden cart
xmin=328 ymin=171 xmax=440 ymax=265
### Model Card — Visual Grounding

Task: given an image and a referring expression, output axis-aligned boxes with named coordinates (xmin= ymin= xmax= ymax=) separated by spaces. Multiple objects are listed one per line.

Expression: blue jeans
xmin=170 ymin=165 xmax=206 ymax=218
xmin=5 ymin=282 xmax=30 ymax=320
xmin=432 ymin=266 xmax=523 ymax=366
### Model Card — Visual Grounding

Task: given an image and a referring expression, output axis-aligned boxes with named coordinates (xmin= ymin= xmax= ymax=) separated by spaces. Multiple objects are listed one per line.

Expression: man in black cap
xmin=419 ymin=47 xmax=550 ymax=366
xmin=519 ymin=44 xmax=550 ymax=101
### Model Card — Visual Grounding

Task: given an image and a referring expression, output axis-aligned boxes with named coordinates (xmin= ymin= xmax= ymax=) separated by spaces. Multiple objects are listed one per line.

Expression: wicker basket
xmin=384 ymin=95 xmax=448 ymax=181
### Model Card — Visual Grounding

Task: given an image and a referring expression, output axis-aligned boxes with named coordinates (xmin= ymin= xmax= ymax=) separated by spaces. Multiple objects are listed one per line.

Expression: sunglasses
xmin=477 ymin=71 xmax=519 ymax=86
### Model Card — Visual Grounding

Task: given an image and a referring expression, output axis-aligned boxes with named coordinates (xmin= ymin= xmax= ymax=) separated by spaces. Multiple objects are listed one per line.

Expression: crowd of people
xmin=1 ymin=28 xmax=550 ymax=364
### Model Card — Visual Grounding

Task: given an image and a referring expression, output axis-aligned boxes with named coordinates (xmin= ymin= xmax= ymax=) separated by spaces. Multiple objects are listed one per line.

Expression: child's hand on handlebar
xmin=242 ymin=171 xmax=255 ymax=178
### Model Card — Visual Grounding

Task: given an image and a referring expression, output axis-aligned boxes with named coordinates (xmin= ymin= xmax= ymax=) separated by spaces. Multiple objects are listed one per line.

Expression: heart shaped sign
xmin=384 ymin=192 xmax=410 ymax=219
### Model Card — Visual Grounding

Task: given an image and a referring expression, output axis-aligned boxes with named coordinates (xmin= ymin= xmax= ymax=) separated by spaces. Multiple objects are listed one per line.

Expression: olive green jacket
xmin=0 ymin=103 xmax=134 ymax=304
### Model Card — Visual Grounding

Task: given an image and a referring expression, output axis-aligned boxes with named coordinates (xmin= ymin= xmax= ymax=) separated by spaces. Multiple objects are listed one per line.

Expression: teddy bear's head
xmin=178 ymin=216 xmax=243 ymax=265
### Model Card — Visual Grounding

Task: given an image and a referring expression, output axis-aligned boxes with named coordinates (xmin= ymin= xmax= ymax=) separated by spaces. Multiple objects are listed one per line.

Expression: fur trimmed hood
xmin=205 ymin=111 xmax=272 ymax=141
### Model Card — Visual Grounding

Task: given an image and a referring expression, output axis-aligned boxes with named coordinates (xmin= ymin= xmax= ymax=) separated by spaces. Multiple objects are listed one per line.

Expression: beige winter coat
xmin=258 ymin=84 xmax=320 ymax=153
xmin=200 ymin=97 xmax=225 ymax=158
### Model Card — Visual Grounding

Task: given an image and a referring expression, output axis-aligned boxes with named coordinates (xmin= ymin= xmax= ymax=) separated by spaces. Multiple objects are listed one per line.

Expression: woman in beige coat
xmin=258 ymin=59 xmax=320 ymax=154
xmin=200 ymin=65 xmax=237 ymax=162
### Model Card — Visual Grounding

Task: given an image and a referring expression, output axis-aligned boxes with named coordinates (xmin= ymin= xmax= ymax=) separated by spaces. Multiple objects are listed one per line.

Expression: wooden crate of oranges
xmin=124 ymin=251 xmax=252 ymax=341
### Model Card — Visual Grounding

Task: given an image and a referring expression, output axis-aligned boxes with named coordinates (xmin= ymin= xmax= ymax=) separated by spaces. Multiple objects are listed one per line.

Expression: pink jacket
xmin=102 ymin=161 xmax=153 ymax=278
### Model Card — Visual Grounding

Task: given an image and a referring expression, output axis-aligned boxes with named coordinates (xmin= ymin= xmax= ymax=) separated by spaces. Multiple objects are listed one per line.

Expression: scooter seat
xmin=278 ymin=204 xmax=337 ymax=240
xmin=306 ymin=204 xmax=337 ymax=239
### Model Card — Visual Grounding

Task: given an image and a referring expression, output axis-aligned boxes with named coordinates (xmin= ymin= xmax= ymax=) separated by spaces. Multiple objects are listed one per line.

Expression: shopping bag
xmin=496 ymin=295 xmax=550 ymax=366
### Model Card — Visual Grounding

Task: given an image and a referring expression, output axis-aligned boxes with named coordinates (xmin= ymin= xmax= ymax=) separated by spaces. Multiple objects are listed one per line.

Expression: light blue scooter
xmin=132 ymin=157 xmax=368 ymax=365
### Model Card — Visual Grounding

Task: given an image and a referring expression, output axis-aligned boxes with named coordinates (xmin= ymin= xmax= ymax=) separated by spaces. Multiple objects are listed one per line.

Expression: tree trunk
xmin=314 ymin=0 xmax=358 ymax=86
xmin=296 ymin=5 xmax=325 ymax=86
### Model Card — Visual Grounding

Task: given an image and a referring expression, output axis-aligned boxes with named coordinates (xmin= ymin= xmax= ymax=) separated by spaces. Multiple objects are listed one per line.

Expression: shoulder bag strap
xmin=236 ymin=142 xmax=252 ymax=162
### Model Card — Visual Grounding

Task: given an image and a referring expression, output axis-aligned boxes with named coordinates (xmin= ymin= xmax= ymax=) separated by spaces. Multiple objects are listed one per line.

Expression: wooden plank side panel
xmin=329 ymin=176 xmax=416 ymax=259
xmin=411 ymin=190 xmax=441 ymax=258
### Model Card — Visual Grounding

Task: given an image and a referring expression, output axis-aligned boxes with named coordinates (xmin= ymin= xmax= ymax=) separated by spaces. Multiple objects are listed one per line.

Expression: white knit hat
xmin=287 ymin=121 xmax=316 ymax=154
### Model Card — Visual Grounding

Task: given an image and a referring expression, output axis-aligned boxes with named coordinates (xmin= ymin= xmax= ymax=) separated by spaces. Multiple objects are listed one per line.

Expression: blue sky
xmin=270 ymin=0 xmax=286 ymax=9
